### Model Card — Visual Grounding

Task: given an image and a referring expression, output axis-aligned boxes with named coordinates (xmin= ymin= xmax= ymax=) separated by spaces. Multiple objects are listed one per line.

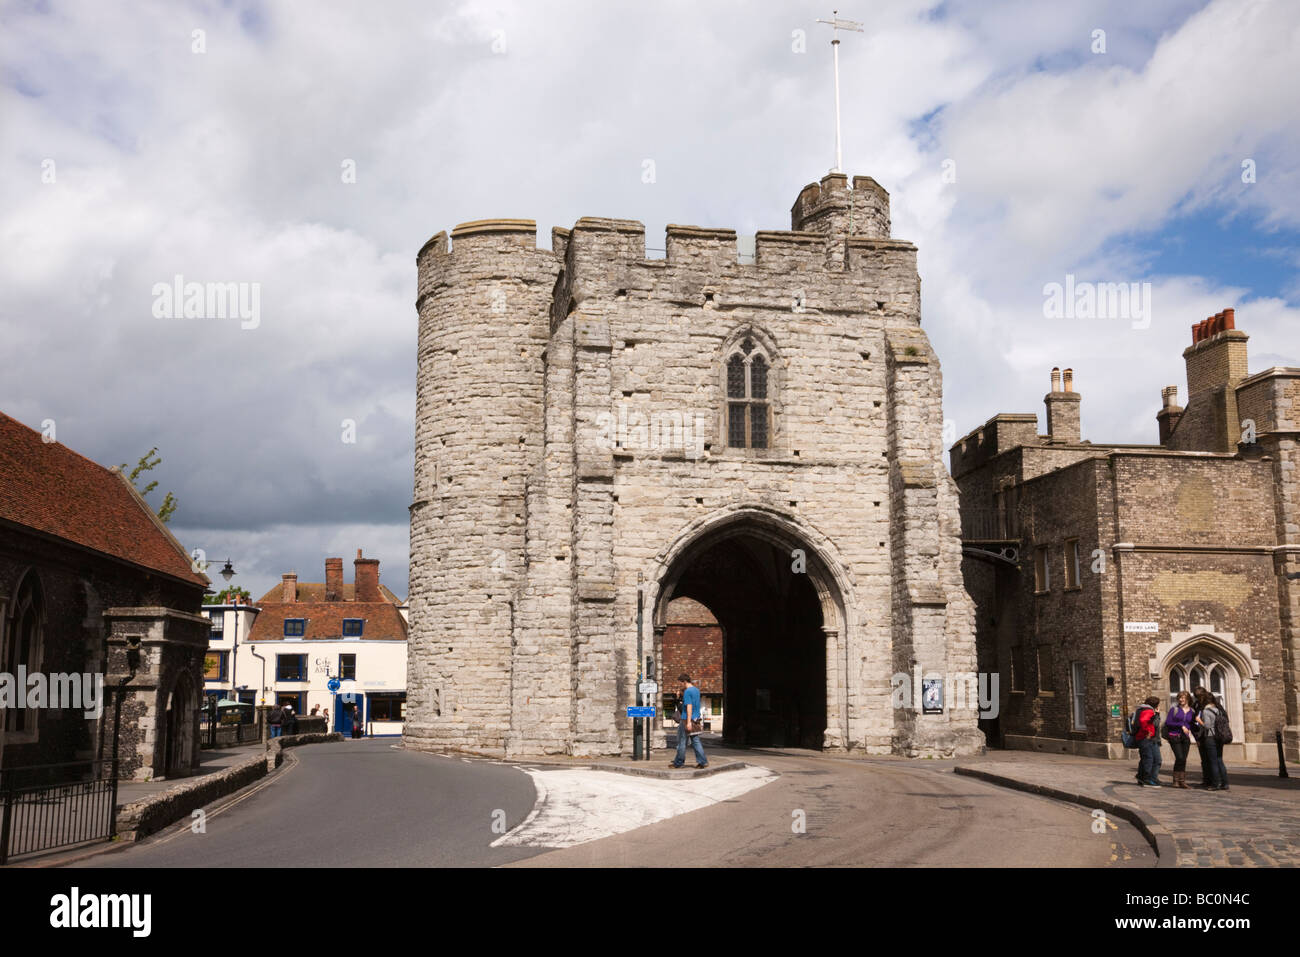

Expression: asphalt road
xmin=75 ymin=737 xmax=1153 ymax=868
xmin=509 ymin=741 xmax=1156 ymax=868
xmin=78 ymin=739 xmax=543 ymax=868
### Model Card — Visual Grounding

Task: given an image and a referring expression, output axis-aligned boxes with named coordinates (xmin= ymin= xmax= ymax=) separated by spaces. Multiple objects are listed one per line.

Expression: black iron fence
xmin=0 ymin=759 xmax=118 ymax=864
xmin=201 ymin=711 xmax=263 ymax=748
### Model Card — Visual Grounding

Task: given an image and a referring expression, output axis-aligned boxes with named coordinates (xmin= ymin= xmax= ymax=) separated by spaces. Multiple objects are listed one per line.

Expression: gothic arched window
xmin=3 ymin=570 xmax=44 ymax=735
xmin=726 ymin=337 xmax=771 ymax=449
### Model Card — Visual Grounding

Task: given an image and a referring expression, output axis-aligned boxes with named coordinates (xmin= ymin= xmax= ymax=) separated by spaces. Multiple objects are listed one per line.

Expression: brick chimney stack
xmin=1045 ymin=367 xmax=1082 ymax=444
xmin=282 ymin=572 xmax=297 ymax=603
xmin=1179 ymin=306 xmax=1249 ymax=452
xmin=354 ymin=548 xmax=381 ymax=603
xmin=325 ymin=558 xmax=344 ymax=602
xmin=1157 ymin=385 xmax=1184 ymax=445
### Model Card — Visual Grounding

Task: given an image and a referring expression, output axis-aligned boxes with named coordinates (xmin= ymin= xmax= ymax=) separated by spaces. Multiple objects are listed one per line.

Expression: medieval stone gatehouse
xmin=405 ymin=173 xmax=984 ymax=759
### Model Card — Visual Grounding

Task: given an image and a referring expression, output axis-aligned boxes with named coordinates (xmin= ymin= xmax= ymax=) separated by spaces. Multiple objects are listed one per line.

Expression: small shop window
xmin=369 ymin=693 xmax=406 ymax=722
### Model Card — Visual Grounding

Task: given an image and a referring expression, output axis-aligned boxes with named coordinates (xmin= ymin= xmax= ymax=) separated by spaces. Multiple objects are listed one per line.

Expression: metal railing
xmin=201 ymin=713 xmax=263 ymax=748
xmin=0 ymin=759 xmax=118 ymax=864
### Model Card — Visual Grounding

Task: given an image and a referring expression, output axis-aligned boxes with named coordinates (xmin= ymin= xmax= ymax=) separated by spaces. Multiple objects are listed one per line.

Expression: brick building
xmin=406 ymin=172 xmax=984 ymax=758
xmin=661 ymin=597 xmax=724 ymax=730
xmin=0 ymin=412 xmax=211 ymax=780
xmin=951 ymin=311 xmax=1300 ymax=762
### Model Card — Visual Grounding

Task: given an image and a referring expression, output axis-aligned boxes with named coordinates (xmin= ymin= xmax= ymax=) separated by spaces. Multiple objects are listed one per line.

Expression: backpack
xmin=1211 ymin=706 xmax=1233 ymax=745
xmin=1121 ymin=710 xmax=1139 ymax=749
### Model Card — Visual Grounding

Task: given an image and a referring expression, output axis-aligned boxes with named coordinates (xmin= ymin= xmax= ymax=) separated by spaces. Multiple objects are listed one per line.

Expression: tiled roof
xmin=247 ymin=601 xmax=409 ymax=642
xmin=254 ymin=581 xmax=402 ymax=605
xmin=0 ymin=411 xmax=208 ymax=588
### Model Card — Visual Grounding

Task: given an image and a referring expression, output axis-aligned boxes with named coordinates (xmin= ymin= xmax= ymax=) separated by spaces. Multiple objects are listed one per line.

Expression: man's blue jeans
xmin=1202 ymin=737 xmax=1228 ymax=788
xmin=270 ymin=725 xmax=282 ymax=738
xmin=673 ymin=724 xmax=707 ymax=767
xmin=1137 ymin=737 xmax=1162 ymax=784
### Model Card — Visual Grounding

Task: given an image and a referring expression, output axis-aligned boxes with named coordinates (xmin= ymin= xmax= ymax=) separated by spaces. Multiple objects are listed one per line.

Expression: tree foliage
xmin=204 ymin=586 xmax=251 ymax=605
xmin=118 ymin=447 xmax=178 ymax=524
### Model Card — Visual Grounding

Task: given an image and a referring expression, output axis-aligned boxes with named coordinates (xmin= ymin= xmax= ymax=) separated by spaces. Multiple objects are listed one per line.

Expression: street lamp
xmin=218 ymin=559 xmax=236 ymax=582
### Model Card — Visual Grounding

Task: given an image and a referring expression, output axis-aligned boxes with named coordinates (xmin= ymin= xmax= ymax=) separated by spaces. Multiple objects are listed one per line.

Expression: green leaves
xmin=119 ymin=447 xmax=178 ymax=524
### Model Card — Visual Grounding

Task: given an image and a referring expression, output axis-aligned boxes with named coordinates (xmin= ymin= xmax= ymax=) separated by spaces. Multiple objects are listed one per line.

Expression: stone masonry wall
xmin=407 ymin=176 xmax=983 ymax=758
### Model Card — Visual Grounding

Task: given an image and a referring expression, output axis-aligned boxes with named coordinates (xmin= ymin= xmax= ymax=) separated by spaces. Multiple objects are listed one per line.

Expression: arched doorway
xmin=163 ymin=671 xmax=197 ymax=777
xmin=653 ymin=510 xmax=848 ymax=750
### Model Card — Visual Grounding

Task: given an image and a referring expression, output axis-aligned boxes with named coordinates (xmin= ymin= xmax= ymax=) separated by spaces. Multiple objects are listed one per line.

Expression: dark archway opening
xmin=666 ymin=532 xmax=826 ymax=749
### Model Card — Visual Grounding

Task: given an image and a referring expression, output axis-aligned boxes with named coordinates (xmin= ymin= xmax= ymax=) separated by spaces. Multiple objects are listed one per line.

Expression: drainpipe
xmin=247 ymin=644 xmax=268 ymax=745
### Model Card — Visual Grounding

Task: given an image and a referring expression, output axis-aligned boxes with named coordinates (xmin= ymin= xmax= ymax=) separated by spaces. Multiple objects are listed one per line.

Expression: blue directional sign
xmin=327 ymin=678 xmax=341 ymax=693
xmin=626 ymin=706 xmax=655 ymax=718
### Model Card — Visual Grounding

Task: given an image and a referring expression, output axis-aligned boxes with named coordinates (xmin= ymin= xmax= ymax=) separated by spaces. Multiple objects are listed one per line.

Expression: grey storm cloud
xmin=2 ymin=0 xmax=1298 ymax=601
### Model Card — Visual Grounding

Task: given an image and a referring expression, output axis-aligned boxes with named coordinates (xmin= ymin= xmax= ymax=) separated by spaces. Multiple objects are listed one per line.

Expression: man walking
xmin=670 ymin=673 xmax=708 ymax=769
xmin=268 ymin=703 xmax=284 ymax=739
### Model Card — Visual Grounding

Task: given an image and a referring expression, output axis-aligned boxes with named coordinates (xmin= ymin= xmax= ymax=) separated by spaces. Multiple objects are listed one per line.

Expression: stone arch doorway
xmin=651 ymin=509 xmax=849 ymax=750
xmin=1164 ymin=643 xmax=1248 ymax=738
xmin=163 ymin=670 xmax=197 ymax=777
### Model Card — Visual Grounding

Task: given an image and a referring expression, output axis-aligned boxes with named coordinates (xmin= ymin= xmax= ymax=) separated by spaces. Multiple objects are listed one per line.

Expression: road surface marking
xmin=491 ymin=766 xmax=776 ymax=848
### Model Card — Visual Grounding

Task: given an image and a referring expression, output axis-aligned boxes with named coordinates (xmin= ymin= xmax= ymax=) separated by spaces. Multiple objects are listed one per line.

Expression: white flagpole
xmin=816 ymin=11 xmax=864 ymax=175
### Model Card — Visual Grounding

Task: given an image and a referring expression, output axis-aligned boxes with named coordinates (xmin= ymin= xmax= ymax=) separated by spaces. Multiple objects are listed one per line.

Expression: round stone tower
xmin=405 ymin=219 xmax=560 ymax=755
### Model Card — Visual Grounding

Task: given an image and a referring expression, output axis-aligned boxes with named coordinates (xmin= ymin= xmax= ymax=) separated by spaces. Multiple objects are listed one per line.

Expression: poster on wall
xmin=922 ymin=677 xmax=944 ymax=714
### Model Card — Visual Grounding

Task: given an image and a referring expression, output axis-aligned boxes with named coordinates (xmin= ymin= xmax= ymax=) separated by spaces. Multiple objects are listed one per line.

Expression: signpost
xmin=327 ymin=677 xmax=341 ymax=694
xmin=627 ymin=706 xmax=655 ymax=718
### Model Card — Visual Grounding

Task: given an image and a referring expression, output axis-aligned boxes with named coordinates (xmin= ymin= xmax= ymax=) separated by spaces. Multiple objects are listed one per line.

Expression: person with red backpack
xmin=1130 ymin=695 xmax=1163 ymax=787
xmin=1194 ymin=688 xmax=1230 ymax=791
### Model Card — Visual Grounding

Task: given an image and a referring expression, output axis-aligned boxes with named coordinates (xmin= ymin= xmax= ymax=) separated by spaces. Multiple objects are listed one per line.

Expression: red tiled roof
xmin=247 ymin=601 xmax=409 ymax=642
xmin=0 ymin=412 xmax=208 ymax=588
xmin=254 ymin=581 xmax=402 ymax=605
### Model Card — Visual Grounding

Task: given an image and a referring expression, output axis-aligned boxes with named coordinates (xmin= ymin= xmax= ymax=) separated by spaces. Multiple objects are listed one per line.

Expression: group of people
xmin=1130 ymin=686 xmax=1230 ymax=790
xmin=267 ymin=702 xmax=297 ymax=738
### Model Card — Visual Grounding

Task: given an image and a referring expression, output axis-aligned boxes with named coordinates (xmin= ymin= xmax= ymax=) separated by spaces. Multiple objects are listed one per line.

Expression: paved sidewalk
xmin=954 ymin=750 xmax=1300 ymax=866
xmin=114 ymin=743 xmax=267 ymax=806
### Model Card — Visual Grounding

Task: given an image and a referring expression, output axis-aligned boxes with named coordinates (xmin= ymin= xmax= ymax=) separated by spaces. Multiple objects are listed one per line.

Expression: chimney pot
xmin=1050 ymin=367 xmax=1061 ymax=391
xmin=1223 ymin=307 xmax=1235 ymax=330
xmin=1063 ymin=368 xmax=1074 ymax=393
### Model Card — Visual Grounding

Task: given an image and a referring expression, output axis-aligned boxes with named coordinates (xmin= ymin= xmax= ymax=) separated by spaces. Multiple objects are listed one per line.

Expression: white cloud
xmin=1 ymin=0 xmax=1297 ymax=599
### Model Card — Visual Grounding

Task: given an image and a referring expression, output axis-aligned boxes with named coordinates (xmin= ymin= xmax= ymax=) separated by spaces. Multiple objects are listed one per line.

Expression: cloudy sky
xmin=2 ymin=0 xmax=1297 ymax=601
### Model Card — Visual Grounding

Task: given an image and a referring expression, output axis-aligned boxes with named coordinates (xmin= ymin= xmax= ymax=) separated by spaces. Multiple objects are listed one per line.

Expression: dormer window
xmin=726 ymin=337 xmax=771 ymax=449
xmin=342 ymin=619 xmax=364 ymax=637
xmin=284 ymin=619 xmax=306 ymax=637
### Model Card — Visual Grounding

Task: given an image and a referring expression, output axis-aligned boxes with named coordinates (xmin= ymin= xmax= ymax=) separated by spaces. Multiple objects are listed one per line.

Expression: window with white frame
xmin=1070 ymin=661 xmax=1087 ymax=730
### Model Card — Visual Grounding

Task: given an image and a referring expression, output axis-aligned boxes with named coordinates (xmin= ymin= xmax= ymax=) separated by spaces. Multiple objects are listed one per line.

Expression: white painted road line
xmin=491 ymin=766 xmax=777 ymax=848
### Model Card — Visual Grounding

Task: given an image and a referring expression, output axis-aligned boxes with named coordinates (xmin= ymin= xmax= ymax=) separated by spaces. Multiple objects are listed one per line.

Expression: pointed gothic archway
xmin=650 ymin=507 xmax=852 ymax=750
xmin=163 ymin=670 xmax=198 ymax=777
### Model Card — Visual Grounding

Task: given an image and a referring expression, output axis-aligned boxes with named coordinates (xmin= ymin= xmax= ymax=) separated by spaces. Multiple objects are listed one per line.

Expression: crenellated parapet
xmin=791 ymin=172 xmax=891 ymax=239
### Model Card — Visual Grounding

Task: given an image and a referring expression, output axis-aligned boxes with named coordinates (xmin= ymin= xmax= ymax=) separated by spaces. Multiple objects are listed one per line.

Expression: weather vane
xmin=816 ymin=10 xmax=864 ymax=174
